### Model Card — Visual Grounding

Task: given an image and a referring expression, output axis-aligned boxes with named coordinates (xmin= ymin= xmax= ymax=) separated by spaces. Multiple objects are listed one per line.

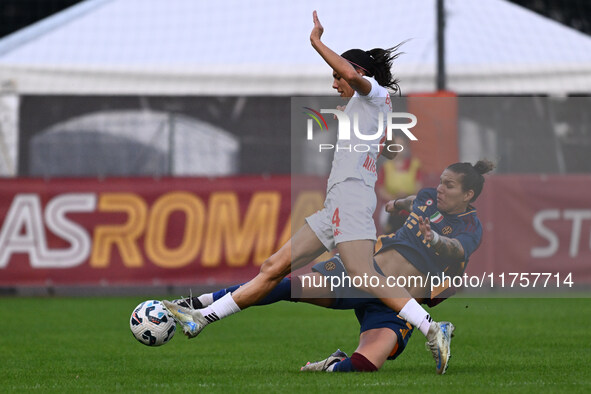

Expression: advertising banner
xmin=1 ymin=175 xmax=590 ymax=288
xmin=0 ymin=176 xmax=295 ymax=286
xmin=469 ymin=175 xmax=591 ymax=288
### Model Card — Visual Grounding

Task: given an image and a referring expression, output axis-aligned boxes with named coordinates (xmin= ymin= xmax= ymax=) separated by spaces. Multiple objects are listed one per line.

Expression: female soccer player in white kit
xmin=165 ymin=11 xmax=454 ymax=374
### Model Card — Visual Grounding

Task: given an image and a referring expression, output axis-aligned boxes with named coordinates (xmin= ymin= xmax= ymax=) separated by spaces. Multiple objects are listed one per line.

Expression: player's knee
xmin=259 ymin=253 xmax=290 ymax=282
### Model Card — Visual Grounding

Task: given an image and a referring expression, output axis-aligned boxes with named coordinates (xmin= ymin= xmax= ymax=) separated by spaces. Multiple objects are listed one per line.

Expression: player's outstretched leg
xmin=162 ymin=300 xmax=210 ymax=338
xmin=165 ymin=278 xmax=297 ymax=338
xmin=425 ymin=321 xmax=455 ymax=374
xmin=300 ymin=349 xmax=348 ymax=372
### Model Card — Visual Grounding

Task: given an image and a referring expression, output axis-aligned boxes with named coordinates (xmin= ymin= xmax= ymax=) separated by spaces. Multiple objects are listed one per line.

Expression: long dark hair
xmin=447 ymin=160 xmax=495 ymax=202
xmin=341 ymin=41 xmax=406 ymax=95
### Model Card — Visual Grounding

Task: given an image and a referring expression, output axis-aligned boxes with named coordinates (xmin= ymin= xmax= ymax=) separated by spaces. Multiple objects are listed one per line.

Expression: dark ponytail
xmin=447 ymin=160 xmax=495 ymax=202
xmin=341 ymin=41 xmax=406 ymax=95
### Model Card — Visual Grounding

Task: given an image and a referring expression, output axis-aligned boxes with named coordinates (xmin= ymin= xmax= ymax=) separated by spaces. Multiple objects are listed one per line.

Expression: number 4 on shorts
xmin=332 ymin=208 xmax=341 ymax=228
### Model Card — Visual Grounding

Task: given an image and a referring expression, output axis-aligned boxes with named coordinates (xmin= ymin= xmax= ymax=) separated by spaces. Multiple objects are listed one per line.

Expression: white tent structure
xmin=1 ymin=0 xmax=591 ymax=96
xmin=1 ymin=0 xmax=591 ymax=176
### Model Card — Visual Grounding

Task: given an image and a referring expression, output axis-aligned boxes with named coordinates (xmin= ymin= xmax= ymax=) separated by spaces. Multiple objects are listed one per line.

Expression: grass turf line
xmin=0 ymin=297 xmax=589 ymax=393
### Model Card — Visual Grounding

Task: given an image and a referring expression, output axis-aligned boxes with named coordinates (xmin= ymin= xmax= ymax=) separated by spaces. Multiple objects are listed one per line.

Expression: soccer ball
xmin=130 ymin=300 xmax=176 ymax=346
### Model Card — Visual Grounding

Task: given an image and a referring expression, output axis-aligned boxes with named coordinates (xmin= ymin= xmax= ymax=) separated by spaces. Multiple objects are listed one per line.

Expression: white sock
xmin=199 ymin=293 xmax=241 ymax=325
xmin=399 ymin=298 xmax=433 ymax=337
xmin=197 ymin=293 xmax=214 ymax=307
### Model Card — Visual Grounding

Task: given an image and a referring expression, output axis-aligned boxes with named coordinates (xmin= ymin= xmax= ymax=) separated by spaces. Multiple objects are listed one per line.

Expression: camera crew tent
xmin=28 ymin=110 xmax=239 ymax=177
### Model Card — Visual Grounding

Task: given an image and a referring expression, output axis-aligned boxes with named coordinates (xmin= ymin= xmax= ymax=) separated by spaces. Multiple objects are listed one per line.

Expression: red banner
xmin=0 ymin=176 xmax=300 ymax=286
xmin=467 ymin=175 xmax=591 ymax=286
xmin=1 ymin=175 xmax=590 ymax=287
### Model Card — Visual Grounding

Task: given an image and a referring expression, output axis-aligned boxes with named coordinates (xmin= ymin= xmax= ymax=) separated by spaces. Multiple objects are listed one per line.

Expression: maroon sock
xmin=350 ymin=352 xmax=378 ymax=372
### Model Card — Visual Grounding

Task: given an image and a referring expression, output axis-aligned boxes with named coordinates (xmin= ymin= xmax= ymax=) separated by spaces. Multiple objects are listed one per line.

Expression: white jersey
xmin=326 ymin=76 xmax=392 ymax=192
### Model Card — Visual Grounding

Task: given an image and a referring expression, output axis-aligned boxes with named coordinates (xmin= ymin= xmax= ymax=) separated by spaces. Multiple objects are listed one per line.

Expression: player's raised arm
xmin=310 ymin=11 xmax=372 ymax=96
xmin=418 ymin=217 xmax=465 ymax=261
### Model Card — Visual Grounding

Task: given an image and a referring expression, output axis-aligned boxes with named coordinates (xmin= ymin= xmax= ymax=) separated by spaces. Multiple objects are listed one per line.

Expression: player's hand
xmin=310 ymin=10 xmax=324 ymax=43
xmin=385 ymin=199 xmax=398 ymax=214
xmin=418 ymin=216 xmax=434 ymax=243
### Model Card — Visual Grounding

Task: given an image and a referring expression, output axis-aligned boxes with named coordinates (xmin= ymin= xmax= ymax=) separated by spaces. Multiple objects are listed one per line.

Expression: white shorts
xmin=306 ymin=178 xmax=377 ymax=251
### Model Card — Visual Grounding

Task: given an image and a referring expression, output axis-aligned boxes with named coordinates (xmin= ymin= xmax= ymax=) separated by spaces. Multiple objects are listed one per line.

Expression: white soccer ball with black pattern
xmin=130 ymin=300 xmax=176 ymax=346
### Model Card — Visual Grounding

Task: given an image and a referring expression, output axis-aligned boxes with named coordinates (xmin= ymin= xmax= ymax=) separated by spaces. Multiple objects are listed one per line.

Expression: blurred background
xmin=0 ymin=0 xmax=589 ymax=295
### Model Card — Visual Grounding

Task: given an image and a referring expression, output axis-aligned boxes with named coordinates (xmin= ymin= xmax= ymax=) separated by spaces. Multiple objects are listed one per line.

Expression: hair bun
xmin=473 ymin=160 xmax=495 ymax=175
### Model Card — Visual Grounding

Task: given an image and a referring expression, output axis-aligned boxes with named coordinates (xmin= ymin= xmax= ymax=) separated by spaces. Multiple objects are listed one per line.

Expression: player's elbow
xmin=450 ymin=244 xmax=465 ymax=262
xmin=381 ymin=148 xmax=397 ymax=160
xmin=341 ymin=69 xmax=361 ymax=84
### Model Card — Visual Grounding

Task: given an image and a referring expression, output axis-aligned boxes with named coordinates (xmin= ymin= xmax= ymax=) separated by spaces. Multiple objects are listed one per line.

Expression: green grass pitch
xmin=1 ymin=296 xmax=590 ymax=392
